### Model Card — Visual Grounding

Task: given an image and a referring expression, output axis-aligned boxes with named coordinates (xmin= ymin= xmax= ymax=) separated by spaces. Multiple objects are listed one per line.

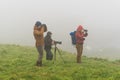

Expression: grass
xmin=0 ymin=44 xmax=120 ymax=80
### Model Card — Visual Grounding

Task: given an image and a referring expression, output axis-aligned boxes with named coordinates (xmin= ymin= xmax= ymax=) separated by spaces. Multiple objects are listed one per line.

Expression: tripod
xmin=53 ymin=44 xmax=65 ymax=63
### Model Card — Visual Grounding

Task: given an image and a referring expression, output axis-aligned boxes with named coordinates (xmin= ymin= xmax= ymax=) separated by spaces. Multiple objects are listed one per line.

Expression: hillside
xmin=0 ymin=44 xmax=120 ymax=80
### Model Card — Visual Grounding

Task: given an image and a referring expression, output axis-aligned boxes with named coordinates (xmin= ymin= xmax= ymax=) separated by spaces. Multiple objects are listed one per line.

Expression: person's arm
xmin=34 ymin=27 xmax=44 ymax=35
xmin=76 ymin=32 xmax=84 ymax=38
xmin=47 ymin=38 xmax=53 ymax=46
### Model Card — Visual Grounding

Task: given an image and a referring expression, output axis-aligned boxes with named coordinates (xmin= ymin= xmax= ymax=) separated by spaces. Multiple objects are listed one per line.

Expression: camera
xmin=84 ymin=29 xmax=88 ymax=32
xmin=82 ymin=38 xmax=85 ymax=40
xmin=54 ymin=41 xmax=62 ymax=44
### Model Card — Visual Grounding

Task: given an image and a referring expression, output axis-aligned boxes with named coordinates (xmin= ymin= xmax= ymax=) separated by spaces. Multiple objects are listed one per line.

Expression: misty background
xmin=0 ymin=0 xmax=120 ymax=60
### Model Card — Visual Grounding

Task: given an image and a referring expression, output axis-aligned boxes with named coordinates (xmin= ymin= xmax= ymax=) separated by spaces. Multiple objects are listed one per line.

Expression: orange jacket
xmin=33 ymin=26 xmax=44 ymax=47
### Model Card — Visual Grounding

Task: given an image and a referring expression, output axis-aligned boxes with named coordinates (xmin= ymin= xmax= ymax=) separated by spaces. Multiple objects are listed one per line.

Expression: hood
xmin=47 ymin=31 xmax=52 ymax=36
xmin=77 ymin=25 xmax=83 ymax=31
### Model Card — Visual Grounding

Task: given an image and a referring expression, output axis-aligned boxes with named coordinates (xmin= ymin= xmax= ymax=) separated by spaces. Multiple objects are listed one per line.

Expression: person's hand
xmin=52 ymin=40 xmax=55 ymax=45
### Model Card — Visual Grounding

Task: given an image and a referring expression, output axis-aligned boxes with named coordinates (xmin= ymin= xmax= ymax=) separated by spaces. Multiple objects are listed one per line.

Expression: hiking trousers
xmin=36 ymin=46 xmax=43 ymax=63
xmin=76 ymin=43 xmax=83 ymax=63
xmin=45 ymin=48 xmax=53 ymax=60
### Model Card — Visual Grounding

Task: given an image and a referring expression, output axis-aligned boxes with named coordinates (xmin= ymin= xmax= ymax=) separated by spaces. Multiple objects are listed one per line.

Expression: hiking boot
xmin=36 ymin=61 xmax=42 ymax=67
xmin=77 ymin=56 xmax=81 ymax=63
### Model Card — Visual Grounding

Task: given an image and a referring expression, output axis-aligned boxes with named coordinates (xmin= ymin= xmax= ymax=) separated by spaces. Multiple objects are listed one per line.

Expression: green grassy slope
xmin=0 ymin=44 xmax=120 ymax=80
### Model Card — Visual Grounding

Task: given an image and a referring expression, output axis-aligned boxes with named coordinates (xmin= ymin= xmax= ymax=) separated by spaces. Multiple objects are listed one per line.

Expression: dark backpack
xmin=70 ymin=31 xmax=76 ymax=45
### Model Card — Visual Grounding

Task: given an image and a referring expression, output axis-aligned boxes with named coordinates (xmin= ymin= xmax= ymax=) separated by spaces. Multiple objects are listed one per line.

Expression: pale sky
xmin=0 ymin=0 xmax=120 ymax=52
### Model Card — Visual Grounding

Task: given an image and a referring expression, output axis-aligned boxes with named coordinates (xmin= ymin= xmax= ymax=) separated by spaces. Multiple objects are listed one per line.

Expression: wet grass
xmin=0 ymin=44 xmax=120 ymax=80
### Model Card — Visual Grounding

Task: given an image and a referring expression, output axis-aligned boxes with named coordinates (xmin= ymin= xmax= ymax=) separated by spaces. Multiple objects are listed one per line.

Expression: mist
xmin=0 ymin=0 xmax=120 ymax=60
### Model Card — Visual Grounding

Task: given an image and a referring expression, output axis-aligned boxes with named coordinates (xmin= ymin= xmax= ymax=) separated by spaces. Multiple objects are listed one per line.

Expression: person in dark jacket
xmin=75 ymin=25 xmax=88 ymax=63
xmin=44 ymin=31 xmax=53 ymax=60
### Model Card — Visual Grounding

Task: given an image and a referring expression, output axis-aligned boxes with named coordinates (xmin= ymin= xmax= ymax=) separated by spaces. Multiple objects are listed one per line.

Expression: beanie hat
xmin=35 ymin=21 xmax=41 ymax=27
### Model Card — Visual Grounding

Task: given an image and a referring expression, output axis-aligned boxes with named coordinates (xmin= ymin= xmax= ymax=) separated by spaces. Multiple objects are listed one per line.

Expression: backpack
xmin=70 ymin=31 xmax=76 ymax=45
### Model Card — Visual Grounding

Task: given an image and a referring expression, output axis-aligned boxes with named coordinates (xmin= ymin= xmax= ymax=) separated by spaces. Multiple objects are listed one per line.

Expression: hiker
xmin=33 ymin=21 xmax=47 ymax=66
xmin=44 ymin=31 xmax=53 ymax=60
xmin=75 ymin=25 xmax=88 ymax=63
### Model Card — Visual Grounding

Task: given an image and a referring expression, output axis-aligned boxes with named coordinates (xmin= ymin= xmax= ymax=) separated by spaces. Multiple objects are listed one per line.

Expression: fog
xmin=0 ymin=0 xmax=120 ymax=59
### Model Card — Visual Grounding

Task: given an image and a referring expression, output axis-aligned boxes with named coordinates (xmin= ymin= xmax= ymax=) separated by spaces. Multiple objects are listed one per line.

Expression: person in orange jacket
xmin=75 ymin=25 xmax=88 ymax=63
xmin=33 ymin=21 xmax=47 ymax=66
